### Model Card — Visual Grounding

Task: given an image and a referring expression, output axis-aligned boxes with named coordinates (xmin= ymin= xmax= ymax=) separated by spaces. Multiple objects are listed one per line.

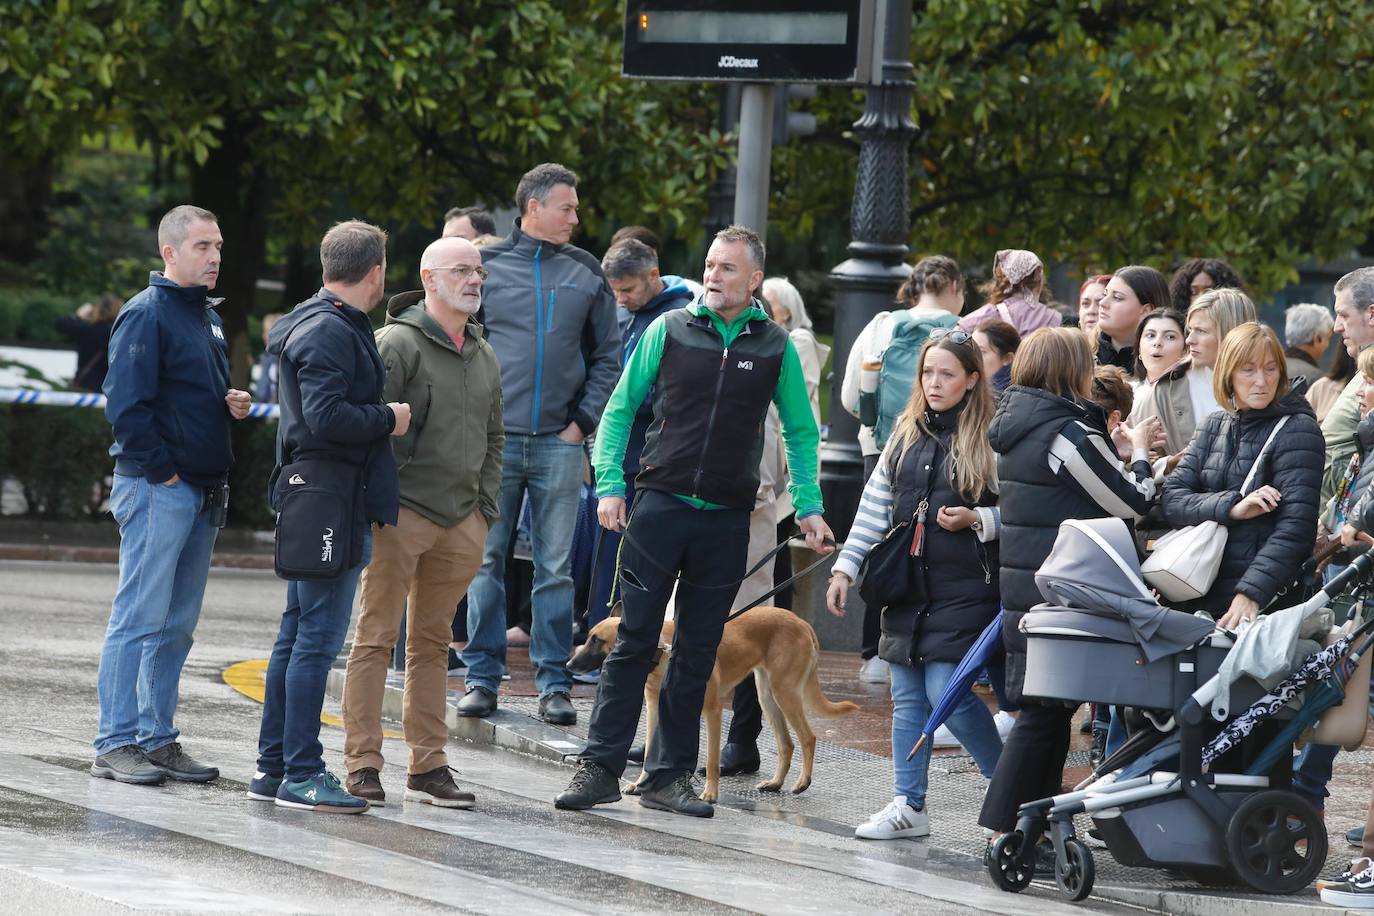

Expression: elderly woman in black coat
xmin=1161 ymin=322 xmax=1325 ymax=629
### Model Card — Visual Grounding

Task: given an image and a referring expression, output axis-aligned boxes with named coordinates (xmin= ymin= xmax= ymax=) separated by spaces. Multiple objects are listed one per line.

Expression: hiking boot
xmin=345 ymin=767 xmax=386 ymax=806
xmin=554 ymin=760 xmax=621 ymax=810
xmin=146 ymin=742 xmax=219 ymax=783
xmin=639 ymin=773 xmax=713 ymax=818
xmin=90 ymin=745 xmax=166 ymax=786
xmin=855 ymin=796 xmax=929 ymax=840
xmin=539 ymin=691 xmax=576 ymax=726
xmin=247 ymin=770 xmax=283 ymax=801
xmin=406 ymin=766 xmax=475 ymax=809
xmin=275 ymin=771 xmax=368 ymax=814
xmin=456 ymin=686 xmax=497 ymax=718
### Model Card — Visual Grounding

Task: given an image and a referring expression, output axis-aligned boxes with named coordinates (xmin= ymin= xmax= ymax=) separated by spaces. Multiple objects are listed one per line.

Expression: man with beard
xmin=339 ymin=236 xmax=504 ymax=809
xmin=554 ymin=225 xmax=834 ymax=818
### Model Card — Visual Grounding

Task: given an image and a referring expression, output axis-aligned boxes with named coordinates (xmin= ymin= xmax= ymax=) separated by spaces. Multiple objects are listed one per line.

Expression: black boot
xmin=639 ymin=773 xmax=713 ymax=818
xmin=554 ymin=761 xmax=621 ymax=810
xmin=698 ymin=742 xmax=760 ymax=777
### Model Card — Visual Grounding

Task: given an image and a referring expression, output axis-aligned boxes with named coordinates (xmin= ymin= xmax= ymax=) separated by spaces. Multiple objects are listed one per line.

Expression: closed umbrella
xmin=906 ymin=610 xmax=1004 ymax=761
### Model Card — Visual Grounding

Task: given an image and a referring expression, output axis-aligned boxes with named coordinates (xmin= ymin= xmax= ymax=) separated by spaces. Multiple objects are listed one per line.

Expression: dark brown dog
xmin=568 ymin=605 xmax=858 ymax=803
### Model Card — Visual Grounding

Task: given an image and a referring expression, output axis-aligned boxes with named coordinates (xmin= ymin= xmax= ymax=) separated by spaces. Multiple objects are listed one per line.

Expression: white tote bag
xmin=1142 ymin=416 xmax=1289 ymax=602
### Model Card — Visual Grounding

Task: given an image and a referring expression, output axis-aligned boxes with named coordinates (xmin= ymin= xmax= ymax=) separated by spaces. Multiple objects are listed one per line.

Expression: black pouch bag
xmin=273 ymin=456 xmax=363 ymax=581
xmin=857 ymin=448 xmax=930 ymax=608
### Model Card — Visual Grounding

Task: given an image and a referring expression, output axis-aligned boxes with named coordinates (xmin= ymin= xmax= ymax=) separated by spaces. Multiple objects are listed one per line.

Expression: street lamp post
xmin=820 ymin=0 xmax=916 ymax=539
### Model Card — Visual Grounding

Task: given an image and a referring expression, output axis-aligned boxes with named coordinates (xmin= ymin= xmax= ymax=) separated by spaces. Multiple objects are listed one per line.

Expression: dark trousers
xmin=581 ymin=490 xmax=750 ymax=787
xmin=979 ymin=702 xmax=1076 ymax=833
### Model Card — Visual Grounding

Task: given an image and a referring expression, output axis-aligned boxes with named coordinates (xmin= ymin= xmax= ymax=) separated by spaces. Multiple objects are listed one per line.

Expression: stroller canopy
xmin=1033 ymin=518 xmax=1215 ymax=661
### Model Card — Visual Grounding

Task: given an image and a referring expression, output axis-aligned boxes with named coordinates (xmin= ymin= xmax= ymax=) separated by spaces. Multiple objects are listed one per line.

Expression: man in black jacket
xmin=93 ymin=205 xmax=252 ymax=787
xmin=250 ymin=220 xmax=409 ymax=814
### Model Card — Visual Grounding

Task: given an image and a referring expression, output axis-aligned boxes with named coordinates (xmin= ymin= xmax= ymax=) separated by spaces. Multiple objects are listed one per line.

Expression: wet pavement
xmin=2 ymin=557 xmax=1369 ymax=914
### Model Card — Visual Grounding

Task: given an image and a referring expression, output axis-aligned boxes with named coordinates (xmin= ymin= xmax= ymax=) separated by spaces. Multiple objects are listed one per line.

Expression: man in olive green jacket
xmin=341 ymin=236 xmax=503 ymax=809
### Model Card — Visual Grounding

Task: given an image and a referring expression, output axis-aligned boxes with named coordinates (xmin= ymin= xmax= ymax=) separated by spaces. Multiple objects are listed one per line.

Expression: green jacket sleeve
xmin=773 ymin=338 xmax=824 ymax=518
xmin=592 ymin=315 xmax=667 ymax=498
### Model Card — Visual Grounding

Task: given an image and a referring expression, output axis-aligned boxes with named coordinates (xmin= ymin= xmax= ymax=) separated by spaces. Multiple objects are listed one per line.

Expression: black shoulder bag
xmin=858 ymin=443 xmax=939 ymax=608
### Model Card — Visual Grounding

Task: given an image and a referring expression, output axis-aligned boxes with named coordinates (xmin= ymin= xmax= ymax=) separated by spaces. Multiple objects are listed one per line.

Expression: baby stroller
xmin=986 ymin=517 xmax=1374 ymax=901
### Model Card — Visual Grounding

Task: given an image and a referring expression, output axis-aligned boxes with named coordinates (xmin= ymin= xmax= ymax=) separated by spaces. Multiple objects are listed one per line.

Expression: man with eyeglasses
xmin=338 ymin=235 xmax=504 ymax=808
xmin=458 ymin=162 xmax=620 ymax=725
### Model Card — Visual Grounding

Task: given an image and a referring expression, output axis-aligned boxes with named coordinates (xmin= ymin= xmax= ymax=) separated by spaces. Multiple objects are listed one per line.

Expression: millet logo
xmin=737 ymin=360 xmax=754 ymax=370
xmin=321 ymin=527 xmax=334 ymax=563
xmin=718 ymin=55 xmax=759 ymax=70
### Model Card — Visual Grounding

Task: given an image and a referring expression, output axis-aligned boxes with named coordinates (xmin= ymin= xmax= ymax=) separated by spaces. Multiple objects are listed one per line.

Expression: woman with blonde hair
xmin=1160 ymin=323 xmax=1324 ymax=626
xmin=957 ymin=249 xmax=1062 ymax=336
xmin=978 ymin=327 xmax=1161 ymax=847
xmin=828 ymin=328 xmax=1003 ymax=840
xmin=1133 ymin=287 xmax=1257 ymax=459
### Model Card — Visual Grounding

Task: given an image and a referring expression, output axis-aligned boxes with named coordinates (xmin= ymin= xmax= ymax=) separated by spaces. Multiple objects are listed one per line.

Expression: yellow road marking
xmin=223 ymin=659 xmax=402 ymax=739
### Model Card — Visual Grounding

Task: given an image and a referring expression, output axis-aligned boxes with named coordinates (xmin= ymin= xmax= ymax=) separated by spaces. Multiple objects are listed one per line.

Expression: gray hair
xmin=601 ymin=239 xmax=659 ymax=281
xmin=320 ymin=220 xmax=388 ymax=285
xmin=516 ymin=162 xmax=578 ymax=216
xmin=714 ymin=224 xmax=765 ymax=273
xmin=157 ymin=205 xmax=217 ymax=251
xmin=1336 ymin=267 xmax=1374 ymax=311
xmin=1284 ymin=302 xmax=1334 ymax=347
xmin=762 ymin=276 xmax=811 ymax=331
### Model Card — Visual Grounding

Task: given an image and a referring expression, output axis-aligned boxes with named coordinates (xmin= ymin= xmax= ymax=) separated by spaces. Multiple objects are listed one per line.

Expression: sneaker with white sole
xmin=275 ymin=771 xmax=369 ymax=814
xmin=859 ymin=656 xmax=890 ymax=683
xmin=1321 ymin=860 xmax=1374 ymax=907
xmin=993 ymin=710 xmax=1016 ymax=739
xmin=247 ymin=770 xmax=283 ymax=801
xmin=1318 ymin=857 xmax=1374 ymax=893
xmin=855 ymin=796 xmax=929 ymax=840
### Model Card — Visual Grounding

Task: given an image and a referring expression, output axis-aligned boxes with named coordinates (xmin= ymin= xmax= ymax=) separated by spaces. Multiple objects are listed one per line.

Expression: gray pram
xmin=987 ymin=517 xmax=1371 ymax=901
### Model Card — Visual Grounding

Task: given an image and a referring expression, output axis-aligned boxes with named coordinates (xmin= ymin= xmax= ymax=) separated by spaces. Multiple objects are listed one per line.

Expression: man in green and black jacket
xmin=555 ymin=225 xmax=834 ymax=818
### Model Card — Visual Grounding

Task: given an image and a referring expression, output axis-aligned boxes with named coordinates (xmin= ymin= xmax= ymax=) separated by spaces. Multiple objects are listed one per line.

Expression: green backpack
xmin=871 ymin=311 xmax=958 ymax=450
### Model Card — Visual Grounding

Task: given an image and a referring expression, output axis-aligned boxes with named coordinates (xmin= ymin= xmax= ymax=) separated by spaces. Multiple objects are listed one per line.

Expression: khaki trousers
xmin=342 ymin=507 xmax=486 ymax=775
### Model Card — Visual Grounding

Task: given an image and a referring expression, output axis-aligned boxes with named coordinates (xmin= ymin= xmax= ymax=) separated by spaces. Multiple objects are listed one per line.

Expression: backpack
xmin=871 ymin=311 xmax=958 ymax=450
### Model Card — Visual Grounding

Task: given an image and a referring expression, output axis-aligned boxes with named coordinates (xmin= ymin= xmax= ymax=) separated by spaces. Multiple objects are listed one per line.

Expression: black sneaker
xmin=539 ymin=691 xmax=577 ymax=726
xmin=1318 ymin=857 xmax=1373 ymax=893
xmin=555 ymin=760 xmax=622 ymax=810
xmin=1321 ymin=860 xmax=1374 ymax=907
xmin=639 ymin=773 xmax=713 ymax=818
xmin=146 ymin=742 xmax=219 ymax=783
xmin=91 ymin=745 xmax=166 ymax=785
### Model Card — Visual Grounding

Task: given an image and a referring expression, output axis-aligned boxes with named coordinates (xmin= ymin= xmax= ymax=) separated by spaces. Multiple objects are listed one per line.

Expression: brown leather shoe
xmin=405 ymin=766 xmax=475 ymax=809
xmin=345 ymin=767 xmax=386 ymax=807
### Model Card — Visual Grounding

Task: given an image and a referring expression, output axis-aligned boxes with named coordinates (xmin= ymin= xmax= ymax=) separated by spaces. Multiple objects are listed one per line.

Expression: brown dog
xmin=567 ymin=605 xmax=858 ymax=803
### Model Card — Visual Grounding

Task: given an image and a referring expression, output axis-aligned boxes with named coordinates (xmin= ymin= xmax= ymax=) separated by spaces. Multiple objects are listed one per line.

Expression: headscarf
xmin=995 ymin=249 xmax=1042 ymax=288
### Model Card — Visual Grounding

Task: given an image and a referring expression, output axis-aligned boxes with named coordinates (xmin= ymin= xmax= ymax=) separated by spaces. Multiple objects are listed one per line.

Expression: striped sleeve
xmin=1048 ymin=420 xmax=1156 ymax=520
xmin=833 ymin=450 xmax=898 ymax=581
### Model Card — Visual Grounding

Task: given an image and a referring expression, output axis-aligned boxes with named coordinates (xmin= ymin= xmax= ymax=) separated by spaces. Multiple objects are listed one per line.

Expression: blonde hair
xmin=886 ymin=337 xmax=997 ymax=501
xmin=1011 ymin=327 xmax=1094 ymax=400
xmin=1359 ymin=346 xmax=1374 ymax=380
xmin=1188 ymin=287 xmax=1256 ymax=347
xmin=1213 ymin=322 xmax=1289 ymax=411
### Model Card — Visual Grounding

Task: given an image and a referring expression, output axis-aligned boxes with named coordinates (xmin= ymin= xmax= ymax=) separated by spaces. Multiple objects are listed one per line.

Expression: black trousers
xmin=581 ymin=490 xmax=750 ymax=788
xmin=979 ymin=702 xmax=1076 ymax=833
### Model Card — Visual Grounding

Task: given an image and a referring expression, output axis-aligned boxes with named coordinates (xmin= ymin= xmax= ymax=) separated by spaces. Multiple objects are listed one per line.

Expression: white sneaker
xmin=932 ymin=724 xmax=961 ymax=748
xmin=855 ymin=796 xmax=929 ymax=840
xmin=993 ymin=710 xmax=1016 ymax=739
xmin=859 ymin=657 xmax=890 ymax=683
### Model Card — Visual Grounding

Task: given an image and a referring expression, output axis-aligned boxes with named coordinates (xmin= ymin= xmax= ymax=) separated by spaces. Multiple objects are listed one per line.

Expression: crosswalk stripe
xmin=0 ymin=753 xmax=594 ymax=916
xmin=0 ymin=825 xmax=303 ymax=912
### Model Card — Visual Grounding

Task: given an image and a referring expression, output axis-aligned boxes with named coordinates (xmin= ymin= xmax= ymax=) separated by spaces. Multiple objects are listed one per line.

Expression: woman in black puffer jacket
xmin=1161 ymin=322 xmax=1324 ymax=629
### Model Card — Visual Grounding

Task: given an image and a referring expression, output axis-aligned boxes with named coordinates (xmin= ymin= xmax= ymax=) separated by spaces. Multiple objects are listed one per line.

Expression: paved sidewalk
xmin=325 ymin=644 xmax=1374 ymax=916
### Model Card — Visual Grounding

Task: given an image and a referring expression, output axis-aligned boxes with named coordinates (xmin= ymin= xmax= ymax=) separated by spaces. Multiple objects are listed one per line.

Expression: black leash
xmin=615 ymin=528 xmax=838 ymax=624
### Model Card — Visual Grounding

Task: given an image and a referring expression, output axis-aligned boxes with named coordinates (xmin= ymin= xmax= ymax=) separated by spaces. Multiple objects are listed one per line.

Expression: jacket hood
xmin=658 ymin=275 xmax=695 ymax=303
xmin=989 ymin=385 xmax=1094 ymax=453
xmin=382 ymin=289 xmax=482 ymax=349
xmin=267 ymin=294 xmax=340 ymax=357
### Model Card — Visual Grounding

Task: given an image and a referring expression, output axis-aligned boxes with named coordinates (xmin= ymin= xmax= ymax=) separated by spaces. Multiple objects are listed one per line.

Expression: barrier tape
xmin=0 ymin=387 xmax=280 ymax=419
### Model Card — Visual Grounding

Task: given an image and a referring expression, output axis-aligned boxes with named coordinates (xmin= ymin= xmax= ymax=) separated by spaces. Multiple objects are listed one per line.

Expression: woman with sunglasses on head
xmin=828 ymin=328 xmax=1004 ymax=841
xmin=977 ymin=327 xmax=1161 ymax=860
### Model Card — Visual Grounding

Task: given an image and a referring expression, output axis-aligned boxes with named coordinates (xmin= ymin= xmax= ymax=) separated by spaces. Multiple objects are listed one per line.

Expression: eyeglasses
xmin=929 ymin=328 xmax=974 ymax=345
xmin=430 ymin=265 xmax=489 ymax=281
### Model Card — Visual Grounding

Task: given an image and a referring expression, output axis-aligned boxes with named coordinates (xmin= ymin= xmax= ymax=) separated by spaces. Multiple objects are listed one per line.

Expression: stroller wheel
xmin=1225 ymin=790 xmax=1327 ymax=894
xmin=988 ymin=833 xmax=1035 ymax=892
xmin=1056 ymin=838 xmax=1095 ymax=902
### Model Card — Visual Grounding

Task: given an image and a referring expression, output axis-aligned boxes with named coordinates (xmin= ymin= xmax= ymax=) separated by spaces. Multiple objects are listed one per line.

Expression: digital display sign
xmin=622 ymin=1 xmax=874 ymax=83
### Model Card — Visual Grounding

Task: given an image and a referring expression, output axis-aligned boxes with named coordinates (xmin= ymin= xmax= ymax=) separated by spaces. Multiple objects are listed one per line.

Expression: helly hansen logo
xmin=737 ymin=360 xmax=754 ymax=370
xmin=210 ymin=324 xmax=225 ymax=340
xmin=321 ymin=527 xmax=334 ymax=563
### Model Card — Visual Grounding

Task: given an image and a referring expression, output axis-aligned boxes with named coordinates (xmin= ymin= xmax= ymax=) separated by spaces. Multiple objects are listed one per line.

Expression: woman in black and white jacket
xmin=978 ymin=327 xmax=1162 ymax=847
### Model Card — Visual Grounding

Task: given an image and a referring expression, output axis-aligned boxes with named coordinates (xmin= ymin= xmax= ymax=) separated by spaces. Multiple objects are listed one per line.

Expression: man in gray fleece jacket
xmin=458 ymin=163 xmax=620 ymax=725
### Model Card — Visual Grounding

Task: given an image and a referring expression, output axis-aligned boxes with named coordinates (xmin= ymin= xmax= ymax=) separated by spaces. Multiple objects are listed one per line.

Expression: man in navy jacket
xmin=93 ymin=205 xmax=252 ymax=786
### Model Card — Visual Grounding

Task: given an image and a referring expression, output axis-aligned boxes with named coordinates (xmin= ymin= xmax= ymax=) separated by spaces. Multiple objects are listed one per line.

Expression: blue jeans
xmin=257 ymin=532 xmax=371 ymax=781
xmin=96 ymin=475 xmax=218 ymax=755
xmin=891 ymin=659 xmax=1003 ymax=809
xmin=463 ymin=433 xmax=582 ymax=697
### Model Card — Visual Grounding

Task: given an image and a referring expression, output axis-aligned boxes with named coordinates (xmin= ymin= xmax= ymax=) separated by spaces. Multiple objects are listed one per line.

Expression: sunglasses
xmin=929 ymin=328 xmax=974 ymax=345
